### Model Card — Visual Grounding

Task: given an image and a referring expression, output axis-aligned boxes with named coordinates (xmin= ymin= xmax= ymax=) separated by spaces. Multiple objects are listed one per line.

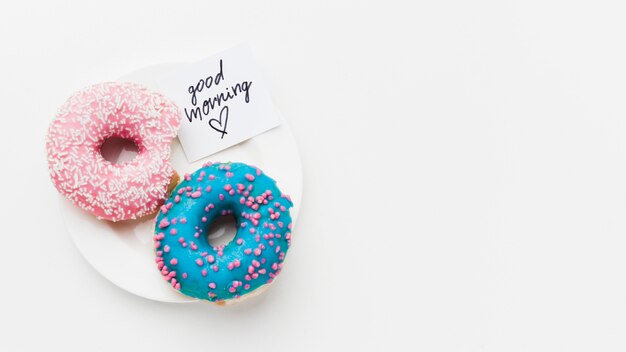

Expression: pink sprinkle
xmin=236 ymin=238 xmax=244 ymax=245
xmin=158 ymin=219 xmax=170 ymax=228
xmin=201 ymin=269 xmax=207 ymax=276
xmin=191 ymin=191 xmax=202 ymax=198
xmin=213 ymin=265 xmax=219 ymax=272
xmin=195 ymin=258 xmax=203 ymax=266
xmin=202 ymin=216 xmax=207 ymax=222
xmin=207 ymin=255 xmax=215 ymax=263
xmin=244 ymin=284 xmax=250 ymax=290
xmin=254 ymin=248 xmax=262 ymax=256
xmin=208 ymin=282 xmax=216 ymax=289
xmin=180 ymin=217 xmax=187 ymax=224
xmin=184 ymin=173 xmax=191 ymax=181
xmin=170 ymin=228 xmax=177 ymax=235
xmin=248 ymin=266 xmax=255 ymax=274
xmin=224 ymin=184 xmax=232 ymax=191
xmin=174 ymin=195 xmax=180 ymax=203
xmin=229 ymin=287 xmax=236 ymax=293
xmin=170 ymin=258 xmax=178 ymax=265
xmin=276 ymin=246 xmax=281 ymax=253
xmin=228 ymin=263 xmax=234 ymax=270
xmin=163 ymin=245 xmax=170 ymax=253
xmin=205 ymin=186 xmax=212 ymax=193
xmin=175 ymin=283 xmax=181 ymax=290
xmin=272 ymin=263 xmax=278 ymax=270
xmin=244 ymin=249 xmax=252 ymax=255
xmin=209 ymin=174 xmax=215 ymax=180
xmin=234 ymin=259 xmax=241 ymax=267
xmin=252 ymin=260 xmax=260 ymax=267
xmin=219 ymin=194 xmax=225 ymax=201
xmin=245 ymin=174 xmax=255 ymax=181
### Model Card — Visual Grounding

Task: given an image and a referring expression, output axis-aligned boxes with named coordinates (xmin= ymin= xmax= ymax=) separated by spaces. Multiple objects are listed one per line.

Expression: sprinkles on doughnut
xmin=153 ymin=162 xmax=293 ymax=304
xmin=46 ymin=82 xmax=181 ymax=221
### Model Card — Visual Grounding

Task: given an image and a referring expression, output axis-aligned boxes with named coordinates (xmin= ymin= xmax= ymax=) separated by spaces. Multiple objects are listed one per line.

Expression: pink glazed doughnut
xmin=46 ymin=82 xmax=181 ymax=222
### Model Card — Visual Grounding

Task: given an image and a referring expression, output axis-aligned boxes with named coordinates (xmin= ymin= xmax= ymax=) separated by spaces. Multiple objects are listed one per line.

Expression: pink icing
xmin=46 ymin=82 xmax=181 ymax=221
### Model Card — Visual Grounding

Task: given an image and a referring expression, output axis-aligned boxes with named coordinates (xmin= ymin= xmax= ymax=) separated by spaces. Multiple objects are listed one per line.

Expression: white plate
xmin=59 ymin=63 xmax=302 ymax=303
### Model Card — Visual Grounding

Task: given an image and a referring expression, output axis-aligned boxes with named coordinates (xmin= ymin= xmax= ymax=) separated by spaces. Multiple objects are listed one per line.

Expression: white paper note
xmin=157 ymin=44 xmax=281 ymax=162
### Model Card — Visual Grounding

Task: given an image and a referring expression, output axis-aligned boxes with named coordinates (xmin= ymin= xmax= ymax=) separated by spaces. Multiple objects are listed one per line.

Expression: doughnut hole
xmin=100 ymin=136 xmax=139 ymax=164
xmin=207 ymin=214 xmax=238 ymax=247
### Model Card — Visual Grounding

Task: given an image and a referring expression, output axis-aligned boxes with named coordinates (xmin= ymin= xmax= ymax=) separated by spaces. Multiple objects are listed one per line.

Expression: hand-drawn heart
xmin=209 ymin=105 xmax=229 ymax=139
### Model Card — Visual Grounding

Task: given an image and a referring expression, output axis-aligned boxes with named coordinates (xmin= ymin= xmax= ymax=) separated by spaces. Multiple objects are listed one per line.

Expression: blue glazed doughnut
xmin=153 ymin=162 xmax=293 ymax=304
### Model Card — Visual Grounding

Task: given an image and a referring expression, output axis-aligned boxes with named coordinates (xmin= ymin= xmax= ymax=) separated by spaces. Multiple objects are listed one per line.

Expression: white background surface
xmin=2 ymin=1 xmax=626 ymax=351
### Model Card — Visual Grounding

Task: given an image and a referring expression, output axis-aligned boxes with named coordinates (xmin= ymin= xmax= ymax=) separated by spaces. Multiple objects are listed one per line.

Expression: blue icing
xmin=154 ymin=162 xmax=293 ymax=303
